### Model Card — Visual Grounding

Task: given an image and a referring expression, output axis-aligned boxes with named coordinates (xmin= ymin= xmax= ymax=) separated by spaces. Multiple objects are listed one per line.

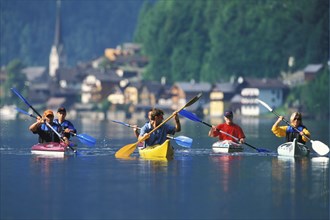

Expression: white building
xmin=241 ymin=78 xmax=287 ymax=116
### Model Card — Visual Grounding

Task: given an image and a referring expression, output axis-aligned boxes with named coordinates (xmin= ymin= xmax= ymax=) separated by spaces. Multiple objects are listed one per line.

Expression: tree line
xmin=133 ymin=0 xmax=329 ymax=117
xmin=1 ymin=0 xmax=329 ymax=117
xmin=1 ymin=0 xmax=144 ymax=66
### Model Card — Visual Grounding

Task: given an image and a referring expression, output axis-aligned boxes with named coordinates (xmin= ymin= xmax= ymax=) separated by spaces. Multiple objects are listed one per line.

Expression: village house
xmin=171 ymin=81 xmax=212 ymax=115
xmin=240 ymin=78 xmax=288 ymax=116
xmin=209 ymin=77 xmax=246 ymax=116
xmin=282 ymin=64 xmax=323 ymax=88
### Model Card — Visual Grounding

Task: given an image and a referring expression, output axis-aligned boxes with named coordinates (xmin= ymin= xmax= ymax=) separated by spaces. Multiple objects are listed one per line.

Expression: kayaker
xmin=133 ymin=108 xmax=153 ymax=138
xmin=271 ymin=112 xmax=310 ymax=144
xmin=138 ymin=108 xmax=181 ymax=147
xmin=29 ymin=109 xmax=62 ymax=143
xmin=208 ymin=110 xmax=246 ymax=144
xmin=54 ymin=107 xmax=77 ymax=144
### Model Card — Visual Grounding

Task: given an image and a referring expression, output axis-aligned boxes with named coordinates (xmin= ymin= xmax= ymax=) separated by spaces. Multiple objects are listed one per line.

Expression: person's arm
xmin=132 ymin=125 xmax=140 ymax=138
xmin=271 ymin=116 xmax=287 ymax=137
xmin=174 ymin=113 xmax=181 ymax=132
xmin=301 ymin=128 xmax=311 ymax=143
xmin=208 ymin=126 xmax=218 ymax=137
xmin=64 ymin=121 xmax=76 ymax=134
xmin=238 ymin=127 xmax=246 ymax=144
xmin=29 ymin=116 xmax=43 ymax=132
xmin=138 ymin=124 xmax=150 ymax=142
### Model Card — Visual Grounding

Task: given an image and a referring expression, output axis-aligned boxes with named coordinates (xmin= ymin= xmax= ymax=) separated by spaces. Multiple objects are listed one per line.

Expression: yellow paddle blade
xmin=311 ymin=140 xmax=329 ymax=156
xmin=115 ymin=143 xmax=137 ymax=158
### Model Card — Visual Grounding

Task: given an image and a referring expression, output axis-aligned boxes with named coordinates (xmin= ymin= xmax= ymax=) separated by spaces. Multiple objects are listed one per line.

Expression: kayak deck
xmin=212 ymin=140 xmax=244 ymax=153
xmin=139 ymin=140 xmax=174 ymax=159
xmin=277 ymin=138 xmax=309 ymax=157
xmin=31 ymin=142 xmax=75 ymax=157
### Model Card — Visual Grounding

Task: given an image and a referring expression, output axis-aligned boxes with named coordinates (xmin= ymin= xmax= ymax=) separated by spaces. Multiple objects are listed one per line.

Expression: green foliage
xmin=286 ymin=65 xmax=329 ymax=118
xmin=1 ymin=59 xmax=27 ymax=107
xmin=301 ymin=67 xmax=329 ymax=118
xmin=134 ymin=0 xmax=329 ymax=83
xmin=1 ymin=0 xmax=145 ymax=66
xmin=134 ymin=0 xmax=329 ymax=117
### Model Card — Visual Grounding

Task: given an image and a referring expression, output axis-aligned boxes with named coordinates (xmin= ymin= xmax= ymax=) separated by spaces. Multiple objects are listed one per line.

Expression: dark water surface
xmin=0 ymin=117 xmax=329 ymax=219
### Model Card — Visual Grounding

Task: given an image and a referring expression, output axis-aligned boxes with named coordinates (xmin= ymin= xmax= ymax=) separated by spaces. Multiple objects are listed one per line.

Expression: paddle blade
xmin=11 ymin=88 xmax=29 ymax=104
xmin=256 ymin=148 xmax=272 ymax=153
xmin=179 ymin=109 xmax=202 ymax=123
xmin=311 ymin=140 xmax=329 ymax=156
xmin=110 ymin=119 xmax=131 ymax=127
xmin=256 ymin=99 xmax=273 ymax=112
xmin=184 ymin=93 xmax=203 ymax=108
xmin=115 ymin=143 xmax=137 ymax=158
xmin=173 ymin=136 xmax=193 ymax=148
xmin=75 ymin=133 xmax=96 ymax=147
xmin=15 ymin=107 xmax=36 ymax=118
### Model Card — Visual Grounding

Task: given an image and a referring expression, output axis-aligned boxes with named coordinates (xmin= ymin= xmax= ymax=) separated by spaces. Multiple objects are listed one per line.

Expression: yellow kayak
xmin=138 ymin=140 xmax=174 ymax=159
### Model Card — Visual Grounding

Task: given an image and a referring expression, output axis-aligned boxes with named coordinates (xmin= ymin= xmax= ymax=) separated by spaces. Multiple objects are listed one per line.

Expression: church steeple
xmin=54 ymin=0 xmax=62 ymax=47
xmin=49 ymin=0 xmax=66 ymax=78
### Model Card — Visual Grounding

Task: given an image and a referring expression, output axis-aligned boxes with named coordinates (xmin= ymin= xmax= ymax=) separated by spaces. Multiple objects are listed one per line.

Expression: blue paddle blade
xmin=110 ymin=119 xmax=131 ymax=127
xmin=179 ymin=109 xmax=202 ymax=123
xmin=174 ymin=136 xmax=193 ymax=148
xmin=15 ymin=107 xmax=36 ymax=119
xmin=75 ymin=133 xmax=96 ymax=147
xmin=257 ymin=148 xmax=272 ymax=153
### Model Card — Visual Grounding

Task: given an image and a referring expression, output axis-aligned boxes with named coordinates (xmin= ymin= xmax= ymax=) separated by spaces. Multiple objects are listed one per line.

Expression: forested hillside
xmin=1 ymin=0 xmax=145 ymax=66
xmin=134 ymin=0 xmax=329 ymax=83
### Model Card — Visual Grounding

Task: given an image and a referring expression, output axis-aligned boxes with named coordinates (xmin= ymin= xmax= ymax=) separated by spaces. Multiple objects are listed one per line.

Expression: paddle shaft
xmin=138 ymin=111 xmax=179 ymax=144
xmin=16 ymin=107 xmax=94 ymax=147
xmin=115 ymin=93 xmax=202 ymax=157
xmin=111 ymin=119 xmax=192 ymax=147
xmin=137 ymin=93 xmax=202 ymax=144
xmin=11 ymin=88 xmax=42 ymax=118
xmin=11 ymin=89 xmax=76 ymax=152
xmin=256 ymin=99 xmax=329 ymax=155
xmin=256 ymin=99 xmax=312 ymax=141
xmin=201 ymin=121 xmax=259 ymax=150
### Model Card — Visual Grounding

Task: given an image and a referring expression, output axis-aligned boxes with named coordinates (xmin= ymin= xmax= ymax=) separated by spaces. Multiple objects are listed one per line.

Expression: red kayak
xmin=31 ymin=142 xmax=74 ymax=157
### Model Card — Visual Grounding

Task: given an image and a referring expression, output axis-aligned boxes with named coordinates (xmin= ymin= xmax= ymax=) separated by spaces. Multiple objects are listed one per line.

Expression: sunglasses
xmin=293 ymin=117 xmax=301 ymax=121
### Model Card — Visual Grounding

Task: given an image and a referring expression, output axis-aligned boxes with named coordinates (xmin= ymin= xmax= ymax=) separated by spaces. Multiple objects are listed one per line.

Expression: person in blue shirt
xmin=29 ymin=109 xmax=62 ymax=143
xmin=54 ymin=107 xmax=77 ymax=143
xmin=138 ymin=108 xmax=181 ymax=147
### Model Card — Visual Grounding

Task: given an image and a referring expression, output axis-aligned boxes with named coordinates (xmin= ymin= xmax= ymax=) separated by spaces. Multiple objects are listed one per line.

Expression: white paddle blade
xmin=311 ymin=140 xmax=329 ymax=156
xmin=255 ymin=99 xmax=273 ymax=112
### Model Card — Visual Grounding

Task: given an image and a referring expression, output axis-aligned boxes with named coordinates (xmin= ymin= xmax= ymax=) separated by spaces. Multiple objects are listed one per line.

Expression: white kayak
xmin=212 ymin=140 xmax=244 ymax=153
xmin=277 ymin=138 xmax=310 ymax=157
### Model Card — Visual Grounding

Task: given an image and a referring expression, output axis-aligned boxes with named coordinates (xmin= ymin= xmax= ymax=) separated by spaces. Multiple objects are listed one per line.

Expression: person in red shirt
xmin=208 ymin=110 xmax=245 ymax=144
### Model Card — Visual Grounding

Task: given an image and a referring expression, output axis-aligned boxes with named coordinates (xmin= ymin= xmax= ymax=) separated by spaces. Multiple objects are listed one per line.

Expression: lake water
xmin=0 ymin=116 xmax=329 ymax=220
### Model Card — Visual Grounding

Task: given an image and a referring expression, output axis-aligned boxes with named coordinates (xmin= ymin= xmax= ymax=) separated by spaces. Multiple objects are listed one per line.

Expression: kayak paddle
xmin=11 ymin=88 xmax=76 ymax=152
xmin=15 ymin=107 xmax=96 ymax=147
xmin=115 ymin=93 xmax=202 ymax=158
xmin=110 ymin=119 xmax=193 ymax=148
xmin=256 ymin=99 xmax=329 ymax=156
xmin=179 ymin=109 xmax=271 ymax=153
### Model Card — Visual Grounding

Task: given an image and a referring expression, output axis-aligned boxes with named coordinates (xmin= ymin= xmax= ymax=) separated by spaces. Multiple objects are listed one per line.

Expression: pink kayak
xmin=31 ymin=142 xmax=74 ymax=157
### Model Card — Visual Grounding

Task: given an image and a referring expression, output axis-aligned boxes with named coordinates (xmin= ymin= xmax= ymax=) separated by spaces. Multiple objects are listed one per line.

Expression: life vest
xmin=286 ymin=125 xmax=306 ymax=144
xmin=54 ymin=119 xmax=77 ymax=139
xmin=38 ymin=123 xmax=62 ymax=143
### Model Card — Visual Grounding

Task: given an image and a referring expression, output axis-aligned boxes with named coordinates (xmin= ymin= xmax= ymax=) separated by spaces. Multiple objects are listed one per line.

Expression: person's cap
xmin=57 ymin=107 xmax=66 ymax=113
xmin=43 ymin=109 xmax=54 ymax=117
xmin=224 ymin=110 xmax=233 ymax=118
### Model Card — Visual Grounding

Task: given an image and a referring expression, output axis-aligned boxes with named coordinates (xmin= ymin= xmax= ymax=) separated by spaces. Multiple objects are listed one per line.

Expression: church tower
xmin=49 ymin=0 xmax=66 ymax=78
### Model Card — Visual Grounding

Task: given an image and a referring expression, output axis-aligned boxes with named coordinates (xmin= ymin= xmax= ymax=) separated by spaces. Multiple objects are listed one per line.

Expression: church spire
xmin=54 ymin=0 xmax=62 ymax=46
xmin=49 ymin=0 xmax=66 ymax=78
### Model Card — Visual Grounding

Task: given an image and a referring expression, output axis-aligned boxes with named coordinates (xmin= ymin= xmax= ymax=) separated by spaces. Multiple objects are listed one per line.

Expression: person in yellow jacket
xmin=271 ymin=112 xmax=310 ymax=144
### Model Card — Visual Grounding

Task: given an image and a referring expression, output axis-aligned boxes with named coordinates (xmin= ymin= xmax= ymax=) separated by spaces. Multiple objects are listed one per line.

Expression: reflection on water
xmin=271 ymin=156 xmax=329 ymax=217
xmin=210 ymin=155 xmax=242 ymax=192
xmin=1 ymin=118 xmax=329 ymax=220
